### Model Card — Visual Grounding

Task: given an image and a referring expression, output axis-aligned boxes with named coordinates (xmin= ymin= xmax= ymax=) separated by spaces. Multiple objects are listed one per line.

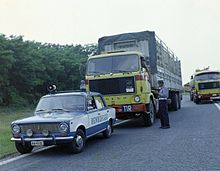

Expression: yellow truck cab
xmin=86 ymin=51 xmax=156 ymax=126
xmin=190 ymin=69 xmax=220 ymax=104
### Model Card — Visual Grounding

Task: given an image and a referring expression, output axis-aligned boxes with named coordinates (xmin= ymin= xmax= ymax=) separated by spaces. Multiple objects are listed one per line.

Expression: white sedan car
xmin=11 ymin=91 xmax=116 ymax=154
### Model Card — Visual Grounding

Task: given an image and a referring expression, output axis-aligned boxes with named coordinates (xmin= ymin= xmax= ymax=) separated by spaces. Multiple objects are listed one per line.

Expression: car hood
xmin=12 ymin=112 xmax=84 ymax=124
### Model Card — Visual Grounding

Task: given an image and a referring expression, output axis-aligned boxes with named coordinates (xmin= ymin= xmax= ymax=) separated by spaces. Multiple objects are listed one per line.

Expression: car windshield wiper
xmin=35 ymin=109 xmax=51 ymax=113
xmin=51 ymin=108 xmax=70 ymax=112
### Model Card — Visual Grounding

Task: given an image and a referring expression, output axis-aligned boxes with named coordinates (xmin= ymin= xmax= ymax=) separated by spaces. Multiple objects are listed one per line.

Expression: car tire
xmin=143 ymin=100 xmax=155 ymax=127
xmin=15 ymin=142 xmax=33 ymax=154
xmin=103 ymin=120 xmax=113 ymax=138
xmin=68 ymin=129 xmax=85 ymax=154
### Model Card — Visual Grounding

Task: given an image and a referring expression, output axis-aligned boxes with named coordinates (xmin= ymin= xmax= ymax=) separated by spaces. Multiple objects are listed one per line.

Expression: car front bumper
xmin=11 ymin=136 xmax=74 ymax=145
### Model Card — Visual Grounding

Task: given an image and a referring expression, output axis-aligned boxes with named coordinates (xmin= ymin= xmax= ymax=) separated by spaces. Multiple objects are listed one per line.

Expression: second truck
xmin=85 ymin=31 xmax=182 ymax=126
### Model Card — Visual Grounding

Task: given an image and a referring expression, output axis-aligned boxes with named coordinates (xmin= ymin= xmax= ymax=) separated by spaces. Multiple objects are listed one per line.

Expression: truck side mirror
xmin=191 ymin=75 xmax=193 ymax=79
xmin=141 ymin=68 xmax=146 ymax=72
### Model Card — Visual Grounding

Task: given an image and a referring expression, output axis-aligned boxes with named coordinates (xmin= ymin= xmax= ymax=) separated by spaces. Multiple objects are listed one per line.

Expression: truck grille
xmin=89 ymin=77 xmax=135 ymax=95
xmin=198 ymin=81 xmax=220 ymax=90
xmin=20 ymin=123 xmax=60 ymax=134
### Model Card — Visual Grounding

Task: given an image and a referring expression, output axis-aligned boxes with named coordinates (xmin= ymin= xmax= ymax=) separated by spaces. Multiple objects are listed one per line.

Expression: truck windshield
xmin=87 ymin=54 xmax=139 ymax=75
xmin=195 ymin=72 xmax=220 ymax=81
xmin=35 ymin=95 xmax=85 ymax=114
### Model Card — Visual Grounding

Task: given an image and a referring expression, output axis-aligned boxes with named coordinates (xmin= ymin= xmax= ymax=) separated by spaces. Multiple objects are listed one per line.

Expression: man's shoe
xmin=162 ymin=126 xmax=170 ymax=129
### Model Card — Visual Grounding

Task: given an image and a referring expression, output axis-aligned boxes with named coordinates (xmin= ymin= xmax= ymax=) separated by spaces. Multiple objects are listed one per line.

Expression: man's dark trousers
xmin=159 ymin=99 xmax=170 ymax=127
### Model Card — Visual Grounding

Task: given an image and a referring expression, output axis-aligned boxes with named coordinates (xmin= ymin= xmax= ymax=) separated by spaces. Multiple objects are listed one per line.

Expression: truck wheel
xmin=195 ymin=99 xmax=201 ymax=104
xmin=177 ymin=94 xmax=181 ymax=109
xmin=68 ymin=129 xmax=85 ymax=154
xmin=103 ymin=120 xmax=113 ymax=138
xmin=15 ymin=142 xmax=33 ymax=154
xmin=171 ymin=93 xmax=178 ymax=111
xmin=143 ymin=100 xmax=155 ymax=127
xmin=190 ymin=94 xmax=193 ymax=101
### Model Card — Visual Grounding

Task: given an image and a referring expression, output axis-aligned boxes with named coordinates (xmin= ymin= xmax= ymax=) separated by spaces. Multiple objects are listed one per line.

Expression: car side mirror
xmin=87 ymin=106 xmax=94 ymax=111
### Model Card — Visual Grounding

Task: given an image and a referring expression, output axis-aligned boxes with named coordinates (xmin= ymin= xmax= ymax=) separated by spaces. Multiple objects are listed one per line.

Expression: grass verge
xmin=0 ymin=107 xmax=33 ymax=159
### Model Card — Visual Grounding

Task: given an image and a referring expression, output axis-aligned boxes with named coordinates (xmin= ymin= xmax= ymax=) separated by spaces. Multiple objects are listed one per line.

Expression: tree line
xmin=0 ymin=34 xmax=97 ymax=106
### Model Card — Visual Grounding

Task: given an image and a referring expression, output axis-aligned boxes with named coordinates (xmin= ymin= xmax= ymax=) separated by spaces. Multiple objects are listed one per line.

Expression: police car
xmin=11 ymin=86 xmax=116 ymax=154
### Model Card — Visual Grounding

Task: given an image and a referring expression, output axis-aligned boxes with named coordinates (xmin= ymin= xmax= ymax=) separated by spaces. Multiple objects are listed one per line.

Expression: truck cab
xmin=86 ymin=51 xmax=157 ymax=126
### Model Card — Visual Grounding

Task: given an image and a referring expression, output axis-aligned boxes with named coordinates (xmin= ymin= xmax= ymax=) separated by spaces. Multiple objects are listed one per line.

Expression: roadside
xmin=0 ymin=107 xmax=33 ymax=159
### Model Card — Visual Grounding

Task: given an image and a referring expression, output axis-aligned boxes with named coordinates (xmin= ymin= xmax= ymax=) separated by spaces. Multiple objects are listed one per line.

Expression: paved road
xmin=1 ymin=96 xmax=220 ymax=171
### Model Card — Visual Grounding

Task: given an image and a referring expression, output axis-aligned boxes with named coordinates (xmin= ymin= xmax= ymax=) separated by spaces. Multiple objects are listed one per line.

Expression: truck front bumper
xmin=197 ymin=94 xmax=220 ymax=100
xmin=112 ymin=104 xmax=147 ymax=119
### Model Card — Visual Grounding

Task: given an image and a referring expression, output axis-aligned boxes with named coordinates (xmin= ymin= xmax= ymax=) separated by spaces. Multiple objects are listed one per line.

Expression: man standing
xmin=158 ymin=79 xmax=170 ymax=129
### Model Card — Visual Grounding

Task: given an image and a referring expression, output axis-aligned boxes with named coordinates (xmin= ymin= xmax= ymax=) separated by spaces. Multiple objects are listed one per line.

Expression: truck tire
xmin=143 ymin=100 xmax=155 ymax=127
xmin=177 ymin=93 xmax=181 ymax=109
xmin=68 ymin=129 xmax=85 ymax=154
xmin=190 ymin=94 xmax=193 ymax=101
xmin=103 ymin=120 xmax=113 ymax=138
xmin=15 ymin=142 xmax=33 ymax=154
xmin=171 ymin=93 xmax=178 ymax=111
xmin=194 ymin=98 xmax=200 ymax=104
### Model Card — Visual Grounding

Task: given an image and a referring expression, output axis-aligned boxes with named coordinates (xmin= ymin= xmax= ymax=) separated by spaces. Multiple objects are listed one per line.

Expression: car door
xmin=93 ymin=95 xmax=109 ymax=130
xmin=86 ymin=95 xmax=102 ymax=137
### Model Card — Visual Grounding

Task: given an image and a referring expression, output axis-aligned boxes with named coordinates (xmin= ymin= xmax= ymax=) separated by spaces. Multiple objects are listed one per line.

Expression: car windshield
xmin=35 ymin=95 xmax=85 ymax=114
xmin=195 ymin=72 xmax=220 ymax=81
xmin=87 ymin=54 xmax=139 ymax=75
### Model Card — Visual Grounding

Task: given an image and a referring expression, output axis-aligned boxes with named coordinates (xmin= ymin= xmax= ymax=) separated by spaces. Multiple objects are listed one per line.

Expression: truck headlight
xmin=134 ymin=96 xmax=140 ymax=102
xmin=59 ymin=122 xmax=69 ymax=133
xmin=12 ymin=124 xmax=20 ymax=134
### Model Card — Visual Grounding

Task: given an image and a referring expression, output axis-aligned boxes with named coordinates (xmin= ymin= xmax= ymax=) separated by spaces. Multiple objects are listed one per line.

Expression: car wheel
xmin=68 ymin=129 xmax=85 ymax=154
xmin=15 ymin=142 xmax=33 ymax=154
xmin=103 ymin=120 xmax=113 ymax=138
xmin=143 ymin=100 xmax=155 ymax=127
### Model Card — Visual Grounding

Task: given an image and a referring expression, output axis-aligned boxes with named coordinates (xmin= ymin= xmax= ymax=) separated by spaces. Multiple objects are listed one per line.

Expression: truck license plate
xmin=122 ymin=105 xmax=133 ymax=112
xmin=31 ymin=141 xmax=44 ymax=146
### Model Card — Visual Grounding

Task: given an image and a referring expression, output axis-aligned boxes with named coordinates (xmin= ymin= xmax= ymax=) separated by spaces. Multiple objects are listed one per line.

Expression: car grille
xmin=89 ymin=77 xmax=135 ymax=95
xmin=20 ymin=123 xmax=60 ymax=134
xmin=198 ymin=81 xmax=220 ymax=90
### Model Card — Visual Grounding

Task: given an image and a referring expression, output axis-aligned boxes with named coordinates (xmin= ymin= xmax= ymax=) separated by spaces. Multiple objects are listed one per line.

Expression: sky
xmin=0 ymin=0 xmax=219 ymax=84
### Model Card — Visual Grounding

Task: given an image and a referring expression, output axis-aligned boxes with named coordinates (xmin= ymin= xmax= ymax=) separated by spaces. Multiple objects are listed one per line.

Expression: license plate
xmin=31 ymin=141 xmax=44 ymax=146
xmin=122 ymin=105 xmax=133 ymax=112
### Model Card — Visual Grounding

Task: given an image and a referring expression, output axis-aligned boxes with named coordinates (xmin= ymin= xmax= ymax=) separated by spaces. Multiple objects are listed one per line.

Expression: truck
xmin=189 ymin=68 xmax=220 ymax=104
xmin=85 ymin=31 xmax=182 ymax=126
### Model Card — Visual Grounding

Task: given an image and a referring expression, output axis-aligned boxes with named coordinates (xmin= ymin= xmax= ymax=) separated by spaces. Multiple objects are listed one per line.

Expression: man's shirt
xmin=159 ymin=86 xmax=169 ymax=99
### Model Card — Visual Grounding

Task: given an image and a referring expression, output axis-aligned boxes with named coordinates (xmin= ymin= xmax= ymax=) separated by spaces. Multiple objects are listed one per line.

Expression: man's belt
xmin=159 ymin=98 xmax=167 ymax=100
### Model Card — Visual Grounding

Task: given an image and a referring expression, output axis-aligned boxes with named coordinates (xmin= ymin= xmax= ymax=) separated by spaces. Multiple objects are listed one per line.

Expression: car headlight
xmin=12 ymin=124 xmax=20 ymax=134
xmin=134 ymin=96 xmax=140 ymax=102
xmin=59 ymin=122 xmax=69 ymax=133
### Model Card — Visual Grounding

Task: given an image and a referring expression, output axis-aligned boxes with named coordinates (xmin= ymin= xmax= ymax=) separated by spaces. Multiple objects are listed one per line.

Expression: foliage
xmin=0 ymin=34 xmax=97 ymax=106
xmin=0 ymin=107 xmax=33 ymax=158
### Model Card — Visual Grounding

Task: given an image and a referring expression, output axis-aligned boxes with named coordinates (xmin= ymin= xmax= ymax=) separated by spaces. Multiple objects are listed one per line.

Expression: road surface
xmin=1 ymin=95 xmax=220 ymax=171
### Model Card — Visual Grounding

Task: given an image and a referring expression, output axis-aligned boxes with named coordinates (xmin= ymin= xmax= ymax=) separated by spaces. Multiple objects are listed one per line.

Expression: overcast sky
xmin=0 ymin=0 xmax=219 ymax=84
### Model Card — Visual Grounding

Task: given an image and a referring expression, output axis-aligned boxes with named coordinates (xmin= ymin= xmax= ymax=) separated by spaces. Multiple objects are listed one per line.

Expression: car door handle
xmin=98 ymin=113 xmax=101 ymax=115
xmin=107 ymin=110 xmax=109 ymax=113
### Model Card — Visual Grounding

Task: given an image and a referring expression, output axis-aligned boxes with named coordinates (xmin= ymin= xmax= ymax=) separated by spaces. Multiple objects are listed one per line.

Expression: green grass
xmin=0 ymin=107 xmax=34 ymax=158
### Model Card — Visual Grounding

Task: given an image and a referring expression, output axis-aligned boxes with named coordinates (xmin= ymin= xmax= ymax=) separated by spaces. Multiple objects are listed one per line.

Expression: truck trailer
xmin=86 ymin=31 xmax=182 ymax=126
